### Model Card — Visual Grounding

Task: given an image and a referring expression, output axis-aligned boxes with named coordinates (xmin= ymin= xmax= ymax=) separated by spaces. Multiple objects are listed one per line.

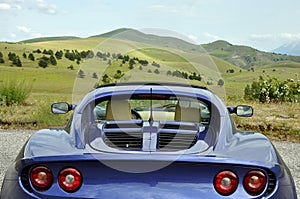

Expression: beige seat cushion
xmin=139 ymin=111 xmax=175 ymax=121
xmin=174 ymin=101 xmax=200 ymax=123
xmin=106 ymin=99 xmax=132 ymax=120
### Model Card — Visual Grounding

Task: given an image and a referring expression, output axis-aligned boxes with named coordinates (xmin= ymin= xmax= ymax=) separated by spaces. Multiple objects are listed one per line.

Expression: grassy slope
xmin=0 ymin=37 xmax=299 ymax=141
xmin=1 ymin=37 xmax=299 ymax=101
xmin=202 ymin=40 xmax=300 ymax=69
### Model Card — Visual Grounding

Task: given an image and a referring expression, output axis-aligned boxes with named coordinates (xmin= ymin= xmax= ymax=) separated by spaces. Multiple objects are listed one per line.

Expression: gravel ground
xmin=0 ymin=129 xmax=299 ymax=198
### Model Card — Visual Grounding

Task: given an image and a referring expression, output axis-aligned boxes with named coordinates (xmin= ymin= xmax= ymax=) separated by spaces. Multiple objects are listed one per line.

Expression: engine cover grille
xmin=103 ymin=131 xmax=143 ymax=150
xmin=102 ymin=121 xmax=199 ymax=151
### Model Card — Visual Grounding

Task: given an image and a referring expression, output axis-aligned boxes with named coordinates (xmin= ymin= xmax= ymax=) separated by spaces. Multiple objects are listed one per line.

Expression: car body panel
xmin=1 ymin=83 xmax=297 ymax=199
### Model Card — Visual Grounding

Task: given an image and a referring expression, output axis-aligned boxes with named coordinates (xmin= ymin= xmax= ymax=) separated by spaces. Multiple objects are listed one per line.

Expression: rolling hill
xmin=91 ymin=28 xmax=206 ymax=53
xmin=0 ymin=28 xmax=299 ymax=99
xmin=1 ymin=29 xmax=299 ymax=141
xmin=14 ymin=28 xmax=300 ymax=70
xmin=93 ymin=29 xmax=300 ymax=69
xmin=201 ymin=40 xmax=300 ymax=69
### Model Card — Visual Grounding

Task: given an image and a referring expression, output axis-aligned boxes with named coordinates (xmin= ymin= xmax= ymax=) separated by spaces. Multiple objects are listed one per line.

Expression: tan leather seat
xmin=106 ymin=99 xmax=132 ymax=120
xmin=174 ymin=100 xmax=200 ymax=123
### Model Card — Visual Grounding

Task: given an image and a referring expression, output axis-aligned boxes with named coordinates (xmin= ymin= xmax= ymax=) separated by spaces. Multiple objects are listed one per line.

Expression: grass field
xmin=0 ymin=37 xmax=299 ymax=141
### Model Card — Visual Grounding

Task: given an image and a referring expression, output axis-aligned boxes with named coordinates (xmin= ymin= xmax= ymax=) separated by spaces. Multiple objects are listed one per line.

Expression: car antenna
xmin=148 ymin=88 xmax=154 ymax=126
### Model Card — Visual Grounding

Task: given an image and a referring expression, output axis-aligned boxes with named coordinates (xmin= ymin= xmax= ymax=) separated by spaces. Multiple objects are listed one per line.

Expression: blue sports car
xmin=0 ymin=82 xmax=297 ymax=199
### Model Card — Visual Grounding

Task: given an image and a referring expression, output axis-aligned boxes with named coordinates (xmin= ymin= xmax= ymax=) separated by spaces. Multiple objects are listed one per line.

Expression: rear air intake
xmin=264 ymin=170 xmax=276 ymax=197
xmin=158 ymin=132 xmax=197 ymax=150
xmin=103 ymin=131 xmax=143 ymax=150
xmin=158 ymin=122 xmax=198 ymax=151
xmin=103 ymin=121 xmax=143 ymax=150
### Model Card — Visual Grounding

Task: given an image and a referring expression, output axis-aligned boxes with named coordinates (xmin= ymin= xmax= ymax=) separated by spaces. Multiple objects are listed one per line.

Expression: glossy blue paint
xmin=1 ymin=83 xmax=297 ymax=199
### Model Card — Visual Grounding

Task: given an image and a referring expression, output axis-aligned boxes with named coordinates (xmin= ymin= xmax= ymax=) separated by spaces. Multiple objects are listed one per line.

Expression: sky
xmin=1 ymin=0 xmax=300 ymax=51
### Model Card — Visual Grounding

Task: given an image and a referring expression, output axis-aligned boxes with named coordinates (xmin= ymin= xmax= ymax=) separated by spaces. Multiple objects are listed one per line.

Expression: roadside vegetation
xmin=244 ymin=76 xmax=299 ymax=103
xmin=0 ymin=80 xmax=32 ymax=106
xmin=0 ymin=94 xmax=71 ymax=128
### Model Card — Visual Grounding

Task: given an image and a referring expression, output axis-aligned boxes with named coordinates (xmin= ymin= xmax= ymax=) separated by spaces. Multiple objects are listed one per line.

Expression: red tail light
xmin=243 ymin=170 xmax=266 ymax=196
xmin=58 ymin=168 xmax=82 ymax=192
xmin=214 ymin=170 xmax=238 ymax=196
xmin=30 ymin=166 xmax=53 ymax=191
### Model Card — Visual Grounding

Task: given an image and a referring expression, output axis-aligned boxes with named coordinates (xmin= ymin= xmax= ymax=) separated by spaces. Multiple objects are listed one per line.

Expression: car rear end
xmin=2 ymin=153 xmax=294 ymax=199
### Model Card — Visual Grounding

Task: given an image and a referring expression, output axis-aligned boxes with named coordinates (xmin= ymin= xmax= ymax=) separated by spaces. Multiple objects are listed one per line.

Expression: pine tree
xmin=38 ymin=59 xmax=48 ymax=68
xmin=28 ymin=53 xmax=35 ymax=61
xmin=50 ymin=55 xmax=57 ymax=65
xmin=13 ymin=56 xmax=22 ymax=67
xmin=55 ymin=50 xmax=63 ymax=59
xmin=218 ymin=79 xmax=224 ymax=86
xmin=78 ymin=69 xmax=85 ymax=78
xmin=92 ymin=72 xmax=98 ymax=79
xmin=0 ymin=52 xmax=4 ymax=63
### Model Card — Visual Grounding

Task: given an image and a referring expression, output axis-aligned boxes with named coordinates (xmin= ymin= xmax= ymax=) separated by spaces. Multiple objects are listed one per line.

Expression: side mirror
xmin=51 ymin=102 xmax=75 ymax=114
xmin=227 ymin=105 xmax=253 ymax=117
xmin=236 ymin=105 xmax=253 ymax=117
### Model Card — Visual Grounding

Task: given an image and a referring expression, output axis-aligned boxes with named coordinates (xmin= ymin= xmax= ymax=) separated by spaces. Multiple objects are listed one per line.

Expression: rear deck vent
xmin=264 ymin=171 xmax=276 ymax=197
xmin=103 ymin=131 xmax=142 ymax=150
xmin=104 ymin=121 xmax=143 ymax=129
xmin=158 ymin=132 xmax=197 ymax=151
xmin=160 ymin=122 xmax=198 ymax=131
xmin=21 ymin=166 xmax=33 ymax=193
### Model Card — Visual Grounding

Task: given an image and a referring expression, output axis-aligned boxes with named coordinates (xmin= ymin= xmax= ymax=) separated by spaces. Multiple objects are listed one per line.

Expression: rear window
xmin=93 ymin=94 xmax=210 ymax=125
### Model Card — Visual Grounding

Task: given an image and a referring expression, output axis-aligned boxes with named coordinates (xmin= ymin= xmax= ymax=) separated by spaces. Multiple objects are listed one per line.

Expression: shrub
xmin=78 ymin=69 xmax=85 ymax=78
xmin=218 ymin=79 xmax=224 ymax=86
xmin=0 ymin=80 xmax=32 ymax=106
xmin=244 ymin=76 xmax=300 ymax=103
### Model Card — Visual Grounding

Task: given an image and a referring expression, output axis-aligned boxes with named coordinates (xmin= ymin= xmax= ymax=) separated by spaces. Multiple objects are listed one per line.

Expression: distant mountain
xmin=21 ymin=36 xmax=80 ymax=43
xmin=17 ymin=28 xmax=300 ymax=69
xmin=91 ymin=28 xmax=206 ymax=53
xmin=273 ymin=41 xmax=300 ymax=56
xmin=202 ymin=40 xmax=300 ymax=69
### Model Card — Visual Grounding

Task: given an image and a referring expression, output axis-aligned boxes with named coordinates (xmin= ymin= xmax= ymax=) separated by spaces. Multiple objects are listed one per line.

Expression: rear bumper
xmin=1 ymin=159 xmax=297 ymax=199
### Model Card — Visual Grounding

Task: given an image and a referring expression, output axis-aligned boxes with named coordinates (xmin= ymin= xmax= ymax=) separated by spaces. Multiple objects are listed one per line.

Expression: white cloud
xmin=36 ymin=0 xmax=58 ymax=15
xmin=13 ymin=4 xmax=22 ymax=10
xmin=203 ymin=33 xmax=220 ymax=41
xmin=10 ymin=33 xmax=16 ymax=38
xmin=0 ymin=1 xmax=23 ymax=10
xmin=16 ymin=25 xmax=43 ymax=38
xmin=0 ymin=0 xmax=59 ymax=14
xmin=16 ymin=25 xmax=32 ymax=33
xmin=279 ymin=33 xmax=300 ymax=40
xmin=187 ymin=34 xmax=198 ymax=42
xmin=250 ymin=34 xmax=274 ymax=39
xmin=249 ymin=33 xmax=300 ymax=41
xmin=0 ymin=3 xmax=11 ymax=10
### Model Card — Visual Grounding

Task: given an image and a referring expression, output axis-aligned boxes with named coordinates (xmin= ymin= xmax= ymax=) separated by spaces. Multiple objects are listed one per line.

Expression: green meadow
xmin=0 ymin=35 xmax=299 ymax=141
